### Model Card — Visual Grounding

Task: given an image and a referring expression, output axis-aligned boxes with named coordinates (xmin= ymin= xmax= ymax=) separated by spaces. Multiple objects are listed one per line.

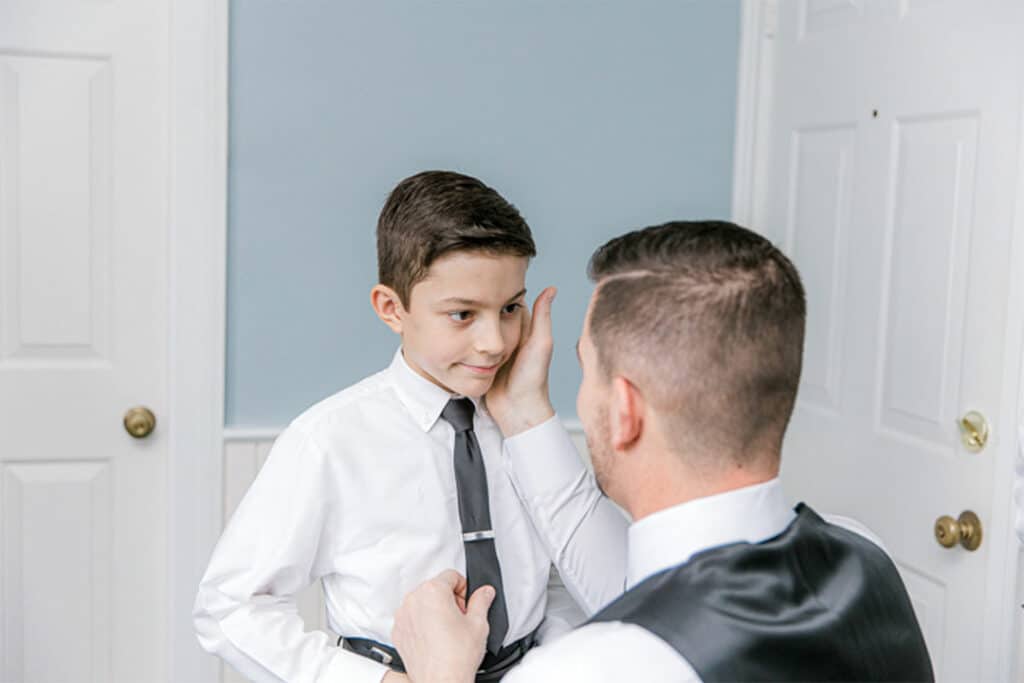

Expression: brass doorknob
xmin=123 ymin=406 xmax=156 ymax=438
xmin=958 ymin=411 xmax=989 ymax=452
xmin=934 ymin=510 xmax=982 ymax=551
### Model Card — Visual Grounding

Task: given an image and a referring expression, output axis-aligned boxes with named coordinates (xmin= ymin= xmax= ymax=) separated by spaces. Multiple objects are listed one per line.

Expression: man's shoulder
xmin=506 ymin=621 xmax=698 ymax=682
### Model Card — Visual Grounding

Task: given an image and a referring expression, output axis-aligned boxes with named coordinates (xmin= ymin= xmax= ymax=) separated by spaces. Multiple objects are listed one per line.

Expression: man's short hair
xmin=377 ymin=170 xmax=536 ymax=307
xmin=587 ymin=220 xmax=806 ymax=465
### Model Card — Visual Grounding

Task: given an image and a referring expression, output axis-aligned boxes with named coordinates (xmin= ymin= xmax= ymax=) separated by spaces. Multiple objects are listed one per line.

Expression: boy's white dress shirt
xmin=194 ymin=349 xmax=625 ymax=683
xmin=501 ymin=428 xmax=890 ymax=682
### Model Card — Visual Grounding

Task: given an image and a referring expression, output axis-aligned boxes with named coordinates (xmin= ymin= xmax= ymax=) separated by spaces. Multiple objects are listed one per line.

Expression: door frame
xmin=730 ymin=0 xmax=777 ymax=228
xmin=998 ymin=95 xmax=1024 ymax=682
xmin=731 ymin=1 xmax=1024 ymax=679
xmin=166 ymin=0 xmax=229 ymax=680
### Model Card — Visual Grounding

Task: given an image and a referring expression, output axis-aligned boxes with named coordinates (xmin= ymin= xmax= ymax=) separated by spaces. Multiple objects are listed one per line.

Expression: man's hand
xmin=486 ymin=287 xmax=557 ymax=436
xmin=391 ymin=570 xmax=495 ymax=683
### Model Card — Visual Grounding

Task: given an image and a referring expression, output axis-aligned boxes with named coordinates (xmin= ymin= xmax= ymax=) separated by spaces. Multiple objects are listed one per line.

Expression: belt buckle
xmin=369 ymin=646 xmax=394 ymax=666
xmin=478 ymin=639 xmax=524 ymax=675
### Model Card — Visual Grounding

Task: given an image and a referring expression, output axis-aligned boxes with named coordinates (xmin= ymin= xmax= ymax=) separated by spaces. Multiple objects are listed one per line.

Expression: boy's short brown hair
xmin=377 ymin=170 xmax=536 ymax=307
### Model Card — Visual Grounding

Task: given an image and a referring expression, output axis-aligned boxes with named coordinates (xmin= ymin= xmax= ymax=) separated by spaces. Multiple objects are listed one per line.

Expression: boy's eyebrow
xmin=440 ymin=289 xmax=528 ymax=306
xmin=507 ymin=288 xmax=528 ymax=303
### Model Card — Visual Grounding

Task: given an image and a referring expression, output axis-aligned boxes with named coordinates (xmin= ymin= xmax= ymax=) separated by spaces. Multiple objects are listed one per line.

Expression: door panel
xmin=785 ymin=125 xmax=856 ymax=414
xmin=878 ymin=114 xmax=976 ymax=447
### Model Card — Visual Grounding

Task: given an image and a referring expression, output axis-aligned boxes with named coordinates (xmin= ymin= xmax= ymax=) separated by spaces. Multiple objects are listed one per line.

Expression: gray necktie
xmin=441 ymin=398 xmax=509 ymax=655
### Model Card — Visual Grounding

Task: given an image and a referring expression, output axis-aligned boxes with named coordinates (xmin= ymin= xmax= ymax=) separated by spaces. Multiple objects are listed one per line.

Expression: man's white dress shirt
xmin=501 ymin=422 xmax=888 ymax=682
xmin=193 ymin=350 xmax=621 ymax=683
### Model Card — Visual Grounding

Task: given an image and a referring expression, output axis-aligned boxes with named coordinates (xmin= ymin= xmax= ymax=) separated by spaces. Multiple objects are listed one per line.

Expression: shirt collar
xmin=388 ymin=348 xmax=492 ymax=432
xmin=626 ymin=477 xmax=796 ymax=589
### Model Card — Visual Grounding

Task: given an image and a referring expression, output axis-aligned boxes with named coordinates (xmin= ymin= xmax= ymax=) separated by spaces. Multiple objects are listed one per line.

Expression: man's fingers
xmin=466 ymin=585 xmax=496 ymax=621
xmin=520 ymin=292 xmax=533 ymax=343
xmin=452 ymin=573 xmax=469 ymax=613
xmin=434 ymin=569 xmax=467 ymax=592
xmin=431 ymin=569 xmax=468 ymax=607
xmin=527 ymin=287 xmax=556 ymax=347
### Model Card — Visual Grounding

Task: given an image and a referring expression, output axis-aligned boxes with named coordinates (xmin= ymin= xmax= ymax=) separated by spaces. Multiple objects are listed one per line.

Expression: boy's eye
xmin=502 ymin=303 xmax=523 ymax=315
xmin=448 ymin=311 xmax=472 ymax=322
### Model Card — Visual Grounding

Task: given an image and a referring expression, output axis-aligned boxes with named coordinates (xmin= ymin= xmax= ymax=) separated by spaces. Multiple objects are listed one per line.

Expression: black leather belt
xmin=340 ymin=628 xmax=537 ymax=681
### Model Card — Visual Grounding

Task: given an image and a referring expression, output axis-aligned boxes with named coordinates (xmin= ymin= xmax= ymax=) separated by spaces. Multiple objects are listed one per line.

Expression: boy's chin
xmin=448 ymin=375 xmax=497 ymax=399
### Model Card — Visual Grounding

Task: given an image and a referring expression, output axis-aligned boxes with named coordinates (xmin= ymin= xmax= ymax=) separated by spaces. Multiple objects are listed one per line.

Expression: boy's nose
xmin=473 ymin=319 xmax=506 ymax=356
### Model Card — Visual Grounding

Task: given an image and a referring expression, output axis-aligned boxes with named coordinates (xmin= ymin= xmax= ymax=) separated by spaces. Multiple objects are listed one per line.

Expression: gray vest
xmin=589 ymin=504 xmax=934 ymax=681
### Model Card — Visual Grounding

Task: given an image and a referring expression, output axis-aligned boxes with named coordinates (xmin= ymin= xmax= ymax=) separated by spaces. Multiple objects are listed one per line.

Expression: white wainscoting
xmin=218 ymin=421 xmax=589 ymax=683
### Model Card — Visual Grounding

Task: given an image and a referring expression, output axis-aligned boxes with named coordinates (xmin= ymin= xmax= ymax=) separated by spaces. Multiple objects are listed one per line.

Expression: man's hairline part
xmin=587 ymin=269 xmax=666 ymax=378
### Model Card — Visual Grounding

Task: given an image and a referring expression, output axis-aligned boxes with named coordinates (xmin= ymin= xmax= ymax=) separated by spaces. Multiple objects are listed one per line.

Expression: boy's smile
xmin=386 ymin=250 xmax=529 ymax=398
xmin=461 ymin=361 xmax=502 ymax=374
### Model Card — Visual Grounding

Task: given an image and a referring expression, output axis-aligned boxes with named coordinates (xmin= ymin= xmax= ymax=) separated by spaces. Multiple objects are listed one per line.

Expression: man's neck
xmin=626 ymin=462 xmax=779 ymax=522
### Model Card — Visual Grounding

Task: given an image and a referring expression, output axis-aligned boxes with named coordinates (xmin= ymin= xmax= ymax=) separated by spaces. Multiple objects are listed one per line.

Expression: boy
xmin=193 ymin=171 xmax=620 ymax=682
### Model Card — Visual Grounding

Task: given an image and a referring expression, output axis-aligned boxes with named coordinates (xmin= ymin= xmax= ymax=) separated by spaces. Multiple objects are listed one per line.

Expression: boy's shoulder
xmin=286 ymin=365 xmax=399 ymax=438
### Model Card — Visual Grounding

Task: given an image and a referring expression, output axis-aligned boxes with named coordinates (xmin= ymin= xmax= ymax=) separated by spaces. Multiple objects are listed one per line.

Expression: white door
xmin=0 ymin=1 xmax=170 ymax=681
xmin=753 ymin=1 xmax=1024 ymax=680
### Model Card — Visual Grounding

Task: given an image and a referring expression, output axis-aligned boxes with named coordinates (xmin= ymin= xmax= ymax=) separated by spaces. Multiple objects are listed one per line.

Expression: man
xmin=391 ymin=220 xmax=935 ymax=682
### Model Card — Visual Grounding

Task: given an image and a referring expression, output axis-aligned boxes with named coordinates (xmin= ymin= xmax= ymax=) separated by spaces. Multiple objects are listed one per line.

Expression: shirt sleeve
xmin=503 ymin=416 xmax=629 ymax=616
xmin=504 ymin=621 xmax=700 ymax=682
xmin=192 ymin=426 xmax=390 ymax=683
xmin=535 ymin=566 xmax=586 ymax=644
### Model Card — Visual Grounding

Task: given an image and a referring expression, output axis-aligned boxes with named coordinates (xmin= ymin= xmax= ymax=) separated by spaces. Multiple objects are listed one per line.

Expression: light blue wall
xmin=227 ymin=0 xmax=741 ymax=427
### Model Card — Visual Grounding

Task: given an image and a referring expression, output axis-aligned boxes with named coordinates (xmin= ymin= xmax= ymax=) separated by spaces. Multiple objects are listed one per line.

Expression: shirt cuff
xmin=316 ymin=647 xmax=392 ymax=683
xmin=503 ymin=415 xmax=587 ymax=497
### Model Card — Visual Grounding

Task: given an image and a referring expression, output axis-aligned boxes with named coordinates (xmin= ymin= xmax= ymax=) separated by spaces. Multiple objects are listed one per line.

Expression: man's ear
xmin=370 ymin=284 xmax=406 ymax=334
xmin=609 ymin=375 xmax=644 ymax=452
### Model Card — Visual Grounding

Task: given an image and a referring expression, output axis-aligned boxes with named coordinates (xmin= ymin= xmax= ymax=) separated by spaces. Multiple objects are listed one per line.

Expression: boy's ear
xmin=370 ymin=284 xmax=406 ymax=334
xmin=609 ymin=375 xmax=644 ymax=453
